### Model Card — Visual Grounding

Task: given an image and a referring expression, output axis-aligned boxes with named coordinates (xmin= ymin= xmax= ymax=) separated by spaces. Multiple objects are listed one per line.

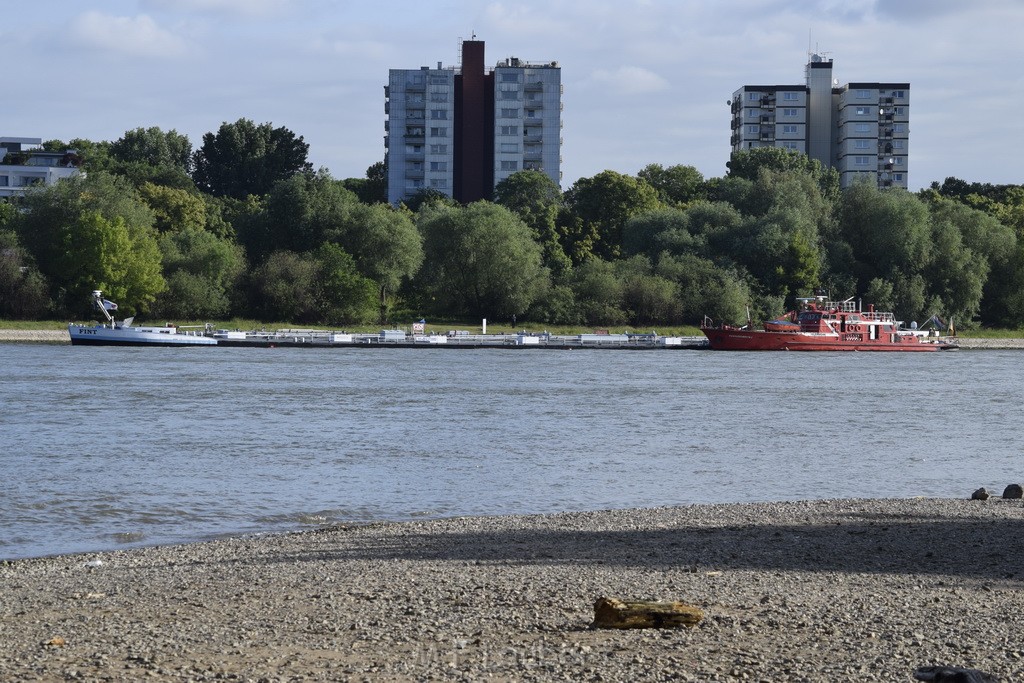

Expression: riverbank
xmin=2 ymin=498 xmax=1021 ymax=681
xmin=3 ymin=327 xmax=1024 ymax=349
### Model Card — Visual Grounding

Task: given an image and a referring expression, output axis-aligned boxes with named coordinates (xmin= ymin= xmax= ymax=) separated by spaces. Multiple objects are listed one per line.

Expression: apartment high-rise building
xmin=385 ymin=40 xmax=562 ymax=205
xmin=730 ymin=55 xmax=909 ymax=189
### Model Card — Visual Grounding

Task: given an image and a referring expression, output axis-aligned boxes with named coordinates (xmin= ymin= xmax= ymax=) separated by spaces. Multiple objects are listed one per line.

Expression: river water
xmin=1 ymin=344 xmax=1019 ymax=560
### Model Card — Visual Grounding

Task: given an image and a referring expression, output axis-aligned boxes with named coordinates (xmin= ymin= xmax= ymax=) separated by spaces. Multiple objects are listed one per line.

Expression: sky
xmin=6 ymin=0 xmax=1024 ymax=191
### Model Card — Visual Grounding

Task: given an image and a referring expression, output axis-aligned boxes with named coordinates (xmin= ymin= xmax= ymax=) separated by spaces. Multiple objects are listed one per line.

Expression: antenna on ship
xmin=90 ymin=290 xmax=118 ymax=326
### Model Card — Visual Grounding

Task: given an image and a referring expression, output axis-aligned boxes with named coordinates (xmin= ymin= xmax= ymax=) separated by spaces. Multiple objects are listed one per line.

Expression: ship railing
xmin=859 ymin=311 xmax=896 ymax=323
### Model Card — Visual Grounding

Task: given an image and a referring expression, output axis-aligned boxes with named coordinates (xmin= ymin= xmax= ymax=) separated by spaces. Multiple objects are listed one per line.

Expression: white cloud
xmin=585 ymin=66 xmax=669 ymax=94
xmin=70 ymin=11 xmax=189 ymax=59
xmin=142 ymin=0 xmax=289 ymax=18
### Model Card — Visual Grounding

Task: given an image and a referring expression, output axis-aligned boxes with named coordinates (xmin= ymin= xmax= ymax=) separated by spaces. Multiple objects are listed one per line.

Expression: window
xmin=501 ymin=72 xmax=519 ymax=83
xmin=893 ymin=106 xmax=906 ymax=115
xmin=782 ymin=141 xmax=799 ymax=150
xmin=854 ymin=140 xmax=870 ymax=149
xmin=500 ymin=125 xmax=519 ymax=135
xmin=499 ymin=143 xmax=519 ymax=153
xmin=856 ymin=89 xmax=871 ymax=99
xmin=748 ymin=92 xmax=759 ymax=101
xmin=782 ymin=125 xmax=797 ymax=134
xmin=854 ymin=156 xmax=871 ymax=166
xmin=892 ymin=90 xmax=906 ymax=98
xmin=500 ymin=108 xmax=518 ymax=118
xmin=430 ymin=110 xmax=447 ymax=119
xmin=0 ymin=176 xmax=8 ymax=187
xmin=430 ymin=92 xmax=448 ymax=102
xmin=500 ymin=160 xmax=518 ymax=171
xmin=430 ymin=179 xmax=448 ymax=188
xmin=894 ymin=173 xmax=904 ymax=181
xmin=405 ymin=144 xmax=423 ymax=154
xmin=429 ymin=144 xmax=448 ymax=154
xmin=894 ymin=123 xmax=906 ymax=133
xmin=746 ymin=125 xmax=759 ymax=134
xmin=407 ymin=110 xmax=424 ymax=120
xmin=892 ymin=140 xmax=905 ymax=149
xmin=429 ymin=75 xmax=448 ymax=85
xmin=855 ymin=106 xmax=871 ymax=116
xmin=783 ymin=92 xmax=799 ymax=101
xmin=782 ymin=108 xmax=798 ymax=117
xmin=406 ymin=126 xmax=424 ymax=136
xmin=429 ymin=127 xmax=448 ymax=137
xmin=407 ymin=93 xmax=423 ymax=104
xmin=429 ymin=161 xmax=447 ymax=172
xmin=854 ymin=123 xmax=872 ymax=133
xmin=747 ymin=109 xmax=760 ymax=119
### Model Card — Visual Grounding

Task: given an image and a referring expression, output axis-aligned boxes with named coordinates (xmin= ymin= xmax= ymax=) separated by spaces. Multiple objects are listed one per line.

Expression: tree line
xmin=2 ymin=120 xmax=1023 ymax=330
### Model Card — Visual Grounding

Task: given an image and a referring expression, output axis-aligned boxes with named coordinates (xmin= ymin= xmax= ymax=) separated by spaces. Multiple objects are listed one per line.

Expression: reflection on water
xmin=0 ymin=344 xmax=1019 ymax=559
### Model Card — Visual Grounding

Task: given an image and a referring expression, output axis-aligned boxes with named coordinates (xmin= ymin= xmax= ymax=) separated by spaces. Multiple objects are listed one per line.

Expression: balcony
xmin=525 ymin=81 xmax=544 ymax=92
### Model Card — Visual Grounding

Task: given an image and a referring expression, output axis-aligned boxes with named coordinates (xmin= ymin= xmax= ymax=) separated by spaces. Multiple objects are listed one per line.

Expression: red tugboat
xmin=701 ymin=295 xmax=958 ymax=351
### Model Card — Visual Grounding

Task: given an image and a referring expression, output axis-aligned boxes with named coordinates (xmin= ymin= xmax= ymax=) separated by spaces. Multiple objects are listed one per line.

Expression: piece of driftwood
xmin=914 ymin=665 xmax=999 ymax=683
xmin=591 ymin=597 xmax=703 ymax=629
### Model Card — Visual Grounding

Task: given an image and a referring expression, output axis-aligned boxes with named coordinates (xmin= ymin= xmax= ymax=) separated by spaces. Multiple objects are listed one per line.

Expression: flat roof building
xmin=730 ymin=55 xmax=909 ymax=189
xmin=1 ymin=137 xmax=81 ymax=199
xmin=386 ymin=39 xmax=562 ymax=205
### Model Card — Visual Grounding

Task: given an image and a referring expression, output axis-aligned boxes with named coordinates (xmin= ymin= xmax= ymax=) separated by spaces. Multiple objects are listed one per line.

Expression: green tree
xmin=59 ymin=211 xmax=165 ymax=317
xmin=242 ymin=172 xmax=357 ymax=262
xmin=248 ymin=250 xmax=319 ymax=322
xmin=14 ymin=173 xmax=163 ymax=315
xmin=416 ymin=202 xmax=546 ymax=318
xmin=43 ymin=138 xmax=113 ymax=172
xmin=110 ymin=127 xmax=192 ymax=172
xmin=192 ymin=118 xmax=312 ymax=199
xmin=312 ymin=243 xmax=378 ymax=325
xmin=342 ymin=161 xmax=388 ymax=205
xmin=335 ymin=203 xmax=423 ymax=319
xmin=655 ymin=252 xmax=751 ymax=325
xmin=570 ymin=258 xmax=627 ymax=326
xmin=726 ymin=147 xmax=840 ymax=202
xmin=637 ymin=163 xmax=705 ymax=206
xmin=138 ymin=182 xmax=207 ymax=233
xmin=837 ymin=182 xmax=931 ymax=299
xmin=153 ymin=228 xmax=246 ymax=319
xmin=617 ymin=255 xmax=682 ymax=325
xmin=0 ymin=231 xmax=50 ymax=318
xmin=403 ymin=188 xmax=459 ymax=213
xmin=246 ymin=247 xmax=377 ymax=325
xmin=621 ymin=207 xmax=698 ymax=259
xmin=561 ymin=170 xmax=661 ymax=261
xmin=494 ymin=170 xmax=569 ymax=275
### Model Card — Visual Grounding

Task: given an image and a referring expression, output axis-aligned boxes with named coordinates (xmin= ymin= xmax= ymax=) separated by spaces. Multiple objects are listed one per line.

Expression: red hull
xmin=701 ymin=327 xmax=955 ymax=351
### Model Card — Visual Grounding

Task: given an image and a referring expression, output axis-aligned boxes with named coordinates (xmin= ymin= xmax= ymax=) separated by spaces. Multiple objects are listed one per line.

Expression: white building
xmin=386 ymin=40 xmax=562 ymax=205
xmin=0 ymin=137 xmax=81 ymax=199
xmin=730 ymin=56 xmax=909 ymax=189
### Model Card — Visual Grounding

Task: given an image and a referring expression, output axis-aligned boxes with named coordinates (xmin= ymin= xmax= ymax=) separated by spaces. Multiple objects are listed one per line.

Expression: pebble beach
xmin=2 ymin=497 xmax=1022 ymax=682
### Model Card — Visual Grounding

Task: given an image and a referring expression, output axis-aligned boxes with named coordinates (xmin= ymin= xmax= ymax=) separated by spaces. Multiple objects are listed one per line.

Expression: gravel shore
xmin=2 ymin=498 xmax=1022 ymax=682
